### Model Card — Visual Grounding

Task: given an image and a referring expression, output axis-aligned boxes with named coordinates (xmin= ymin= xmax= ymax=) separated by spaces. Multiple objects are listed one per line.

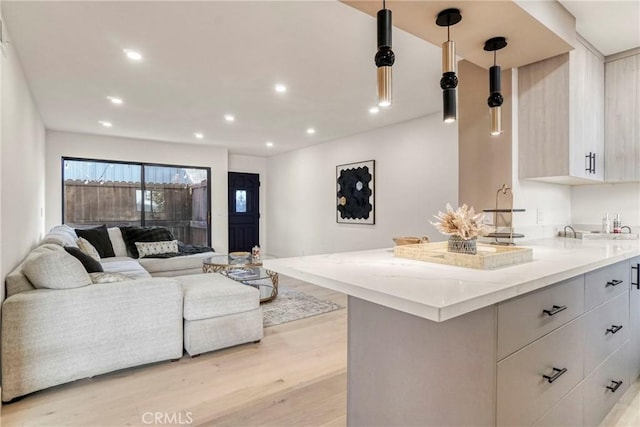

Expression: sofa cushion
xmin=100 ymin=257 xmax=152 ymax=279
xmin=77 ymin=237 xmax=100 ymax=261
xmin=137 ymin=252 xmax=214 ymax=275
xmin=76 ymin=225 xmax=115 ymax=258
xmin=178 ymin=274 xmax=260 ymax=320
xmin=88 ymin=272 xmax=132 ymax=284
xmin=41 ymin=224 xmax=79 ymax=247
xmin=120 ymin=226 xmax=175 ymax=258
xmin=23 ymin=250 xmax=92 ymax=290
xmin=135 ymin=240 xmax=179 ymax=258
xmin=5 ymin=244 xmax=64 ymax=296
xmin=107 ymin=227 xmax=128 ymax=257
xmin=64 ymin=246 xmax=104 ymax=273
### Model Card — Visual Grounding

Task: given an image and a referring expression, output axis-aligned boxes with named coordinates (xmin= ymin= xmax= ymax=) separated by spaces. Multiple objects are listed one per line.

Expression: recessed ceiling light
xmin=306 ymin=128 xmax=316 ymax=135
xmin=107 ymin=96 xmax=123 ymax=105
xmin=224 ymin=114 xmax=235 ymax=122
xmin=194 ymin=132 xmax=204 ymax=139
xmin=369 ymin=106 xmax=380 ymax=114
xmin=123 ymin=49 xmax=143 ymax=61
xmin=98 ymin=121 xmax=112 ymax=127
xmin=275 ymin=84 xmax=287 ymax=93
xmin=265 ymin=141 xmax=274 ymax=148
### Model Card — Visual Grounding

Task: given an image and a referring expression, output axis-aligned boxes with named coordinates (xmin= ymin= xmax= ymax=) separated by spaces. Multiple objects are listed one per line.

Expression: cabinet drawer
xmin=585 ymin=261 xmax=629 ymax=310
xmin=497 ymin=317 xmax=584 ymax=427
xmin=585 ymin=291 xmax=629 ymax=374
xmin=533 ymin=383 xmax=583 ymax=427
xmin=498 ymin=276 xmax=584 ymax=360
xmin=584 ymin=341 xmax=630 ymax=426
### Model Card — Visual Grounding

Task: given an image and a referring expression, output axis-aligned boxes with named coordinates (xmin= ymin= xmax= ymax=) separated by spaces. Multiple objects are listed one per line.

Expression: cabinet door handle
xmin=606 ymin=380 xmax=623 ymax=393
xmin=585 ymin=153 xmax=591 ymax=173
xmin=543 ymin=305 xmax=567 ymax=316
xmin=606 ymin=325 xmax=623 ymax=335
xmin=543 ymin=367 xmax=567 ymax=383
xmin=606 ymin=279 xmax=623 ymax=287
xmin=632 ymin=264 xmax=639 ymax=290
xmin=591 ymin=153 xmax=596 ymax=174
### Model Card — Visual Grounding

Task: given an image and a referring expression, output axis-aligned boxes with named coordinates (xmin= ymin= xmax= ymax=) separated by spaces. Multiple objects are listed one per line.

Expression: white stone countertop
xmin=263 ymin=238 xmax=640 ymax=322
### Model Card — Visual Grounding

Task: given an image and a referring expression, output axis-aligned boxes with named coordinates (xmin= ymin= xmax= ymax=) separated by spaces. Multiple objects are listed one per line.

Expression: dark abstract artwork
xmin=336 ymin=160 xmax=375 ymax=224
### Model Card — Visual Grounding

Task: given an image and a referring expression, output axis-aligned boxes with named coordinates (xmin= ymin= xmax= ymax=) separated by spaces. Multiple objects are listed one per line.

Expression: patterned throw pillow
xmin=77 ymin=237 xmax=101 ymax=261
xmin=89 ymin=272 xmax=132 ymax=284
xmin=119 ymin=226 xmax=175 ymax=258
xmin=135 ymin=240 xmax=180 ymax=258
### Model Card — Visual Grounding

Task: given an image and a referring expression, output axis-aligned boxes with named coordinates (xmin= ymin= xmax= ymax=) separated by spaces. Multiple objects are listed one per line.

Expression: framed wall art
xmin=336 ymin=160 xmax=375 ymax=225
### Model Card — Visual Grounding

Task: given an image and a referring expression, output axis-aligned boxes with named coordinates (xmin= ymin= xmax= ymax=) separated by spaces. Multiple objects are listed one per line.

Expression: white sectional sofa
xmin=1 ymin=225 xmax=264 ymax=402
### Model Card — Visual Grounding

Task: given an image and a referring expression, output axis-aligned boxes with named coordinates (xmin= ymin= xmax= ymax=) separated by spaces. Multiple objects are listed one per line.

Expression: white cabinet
xmin=605 ymin=53 xmax=640 ymax=182
xmin=519 ymin=39 xmax=604 ymax=184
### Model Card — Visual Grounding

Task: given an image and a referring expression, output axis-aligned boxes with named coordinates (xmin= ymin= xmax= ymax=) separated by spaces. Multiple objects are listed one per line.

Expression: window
xmin=62 ymin=158 xmax=211 ymax=246
xmin=235 ymin=190 xmax=247 ymax=213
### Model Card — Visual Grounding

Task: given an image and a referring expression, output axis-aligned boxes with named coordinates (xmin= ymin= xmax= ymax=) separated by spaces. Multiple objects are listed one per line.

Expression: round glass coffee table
xmin=202 ymin=254 xmax=278 ymax=303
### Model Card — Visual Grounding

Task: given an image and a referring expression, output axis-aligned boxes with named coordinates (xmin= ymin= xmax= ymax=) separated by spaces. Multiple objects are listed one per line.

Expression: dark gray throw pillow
xmin=64 ymin=246 xmax=104 ymax=273
xmin=75 ymin=225 xmax=115 ymax=258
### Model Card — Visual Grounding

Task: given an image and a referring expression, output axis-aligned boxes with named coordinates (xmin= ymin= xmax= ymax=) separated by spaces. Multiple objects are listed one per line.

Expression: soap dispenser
xmin=602 ymin=213 xmax=611 ymax=234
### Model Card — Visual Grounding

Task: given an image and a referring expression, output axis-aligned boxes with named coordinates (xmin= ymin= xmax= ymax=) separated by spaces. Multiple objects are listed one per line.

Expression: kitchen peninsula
xmin=264 ymin=238 xmax=640 ymax=426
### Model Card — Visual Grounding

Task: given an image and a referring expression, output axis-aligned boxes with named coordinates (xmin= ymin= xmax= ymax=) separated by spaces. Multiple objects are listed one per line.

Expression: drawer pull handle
xmin=606 ymin=279 xmax=623 ymax=287
xmin=606 ymin=380 xmax=623 ymax=393
xmin=543 ymin=367 xmax=567 ymax=384
xmin=543 ymin=305 xmax=567 ymax=316
xmin=632 ymin=265 xmax=639 ymax=290
xmin=606 ymin=325 xmax=623 ymax=335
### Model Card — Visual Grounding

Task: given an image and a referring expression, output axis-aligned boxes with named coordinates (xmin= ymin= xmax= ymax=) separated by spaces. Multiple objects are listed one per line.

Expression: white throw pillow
xmin=23 ymin=250 xmax=92 ymax=290
xmin=107 ymin=227 xmax=129 ymax=257
xmin=135 ymin=240 xmax=179 ymax=258
xmin=77 ymin=237 xmax=101 ymax=261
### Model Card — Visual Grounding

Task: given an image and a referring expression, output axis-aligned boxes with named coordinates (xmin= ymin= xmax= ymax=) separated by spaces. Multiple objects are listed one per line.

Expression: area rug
xmin=261 ymin=287 xmax=344 ymax=327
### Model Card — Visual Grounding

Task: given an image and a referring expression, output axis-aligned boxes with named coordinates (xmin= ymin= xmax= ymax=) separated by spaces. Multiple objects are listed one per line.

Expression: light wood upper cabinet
xmin=604 ymin=53 xmax=640 ymax=182
xmin=519 ymin=40 xmax=604 ymax=184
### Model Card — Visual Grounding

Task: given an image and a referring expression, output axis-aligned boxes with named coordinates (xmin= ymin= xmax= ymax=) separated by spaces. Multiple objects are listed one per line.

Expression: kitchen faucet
xmin=563 ymin=225 xmax=576 ymax=238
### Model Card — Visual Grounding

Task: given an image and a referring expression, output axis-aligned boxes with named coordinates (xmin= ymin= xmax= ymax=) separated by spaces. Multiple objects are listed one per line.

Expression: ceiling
xmin=2 ymin=1 xmax=638 ymax=157
xmin=558 ymin=0 xmax=640 ymax=56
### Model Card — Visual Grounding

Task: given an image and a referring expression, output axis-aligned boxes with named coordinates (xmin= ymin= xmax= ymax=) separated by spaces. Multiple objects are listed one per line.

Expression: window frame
xmin=61 ymin=156 xmax=212 ymax=246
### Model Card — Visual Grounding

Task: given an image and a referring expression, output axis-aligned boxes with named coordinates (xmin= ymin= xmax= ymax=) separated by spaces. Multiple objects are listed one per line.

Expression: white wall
xmin=571 ymin=183 xmax=640 ymax=232
xmin=266 ymin=113 xmax=458 ymax=257
xmin=228 ymin=154 xmax=268 ymax=253
xmin=46 ymin=131 xmax=230 ymax=253
xmin=1 ymin=22 xmax=46 ymax=296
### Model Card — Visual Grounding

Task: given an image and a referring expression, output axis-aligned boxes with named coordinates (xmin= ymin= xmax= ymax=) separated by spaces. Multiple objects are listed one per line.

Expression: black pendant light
xmin=484 ymin=37 xmax=507 ymax=135
xmin=375 ymin=0 xmax=394 ymax=108
xmin=436 ymin=8 xmax=462 ymax=123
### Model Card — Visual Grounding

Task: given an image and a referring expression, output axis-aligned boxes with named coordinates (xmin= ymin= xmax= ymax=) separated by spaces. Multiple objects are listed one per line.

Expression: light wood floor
xmin=1 ymin=276 xmax=639 ymax=427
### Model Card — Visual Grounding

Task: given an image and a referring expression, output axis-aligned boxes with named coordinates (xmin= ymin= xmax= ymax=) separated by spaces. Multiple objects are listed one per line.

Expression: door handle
xmin=543 ymin=305 xmax=567 ymax=316
xmin=606 ymin=380 xmax=623 ymax=393
xmin=606 ymin=279 xmax=623 ymax=287
xmin=606 ymin=325 xmax=623 ymax=335
xmin=543 ymin=367 xmax=567 ymax=383
xmin=632 ymin=264 xmax=639 ymax=290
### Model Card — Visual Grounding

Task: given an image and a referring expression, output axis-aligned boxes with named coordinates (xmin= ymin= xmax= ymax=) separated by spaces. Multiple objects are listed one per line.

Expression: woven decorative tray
xmin=394 ymin=242 xmax=533 ymax=270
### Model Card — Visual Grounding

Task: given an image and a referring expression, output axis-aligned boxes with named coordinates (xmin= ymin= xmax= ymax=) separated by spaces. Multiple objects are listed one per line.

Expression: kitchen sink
xmin=559 ymin=229 xmax=638 ymax=240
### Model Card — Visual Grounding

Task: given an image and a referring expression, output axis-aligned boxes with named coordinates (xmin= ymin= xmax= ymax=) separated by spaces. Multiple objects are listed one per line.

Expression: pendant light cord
xmin=494 ymin=51 xmax=497 ymax=66
xmin=447 ymin=25 xmax=450 ymax=42
xmin=383 ymin=0 xmax=386 ymax=10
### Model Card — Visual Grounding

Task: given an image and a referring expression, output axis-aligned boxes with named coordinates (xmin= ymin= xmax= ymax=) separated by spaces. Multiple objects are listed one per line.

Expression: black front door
xmin=228 ymin=172 xmax=260 ymax=252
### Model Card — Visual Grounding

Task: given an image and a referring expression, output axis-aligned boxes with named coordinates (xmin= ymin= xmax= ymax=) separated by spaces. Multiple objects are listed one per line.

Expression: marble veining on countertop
xmin=264 ymin=238 xmax=640 ymax=322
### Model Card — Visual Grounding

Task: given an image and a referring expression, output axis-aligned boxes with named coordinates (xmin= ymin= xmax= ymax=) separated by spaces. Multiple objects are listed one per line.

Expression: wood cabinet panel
xmin=585 ymin=260 xmax=629 ymax=310
xmin=584 ymin=291 xmax=629 ymax=373
xmin=533 ymin=383 xmax=583 ymax=427
xmin=497 ymin=317 xmax=584 ymax=427
xmin=630 ymin=256 xmax=640 ymax=381
xmin=605 ymin=54 xmax=640 ymax=182
xmin=497 ymin=275 xmax=584 ymax=360
xmin=519 ymin=40 xmax=604 ymax=184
